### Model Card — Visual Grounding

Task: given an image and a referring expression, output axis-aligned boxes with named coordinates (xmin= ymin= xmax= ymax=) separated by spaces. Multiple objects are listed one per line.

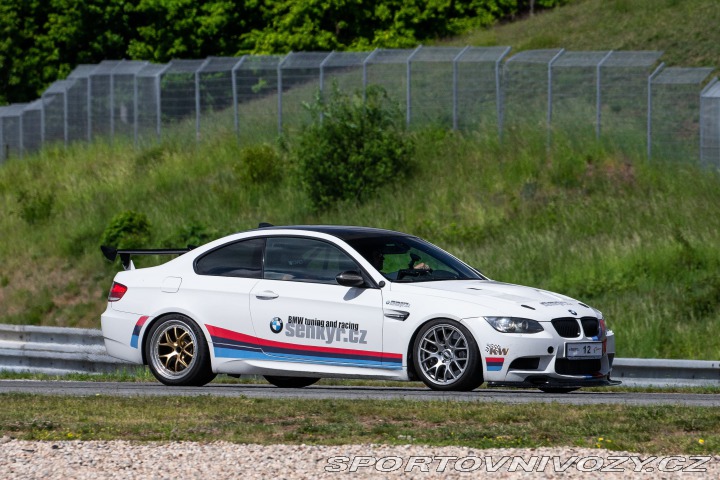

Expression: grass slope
xmin=0 ymin=0 xmax=719 ymax=360
xmin=451 ymin=0 xmax=720 ymax=68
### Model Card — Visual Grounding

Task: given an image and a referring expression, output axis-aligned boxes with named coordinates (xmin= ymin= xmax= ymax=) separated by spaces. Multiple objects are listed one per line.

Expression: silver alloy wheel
xmin=417 ymin=324 xmax=469 ymax=385
xmin=148 ymin=320 xmax=198 ymax=380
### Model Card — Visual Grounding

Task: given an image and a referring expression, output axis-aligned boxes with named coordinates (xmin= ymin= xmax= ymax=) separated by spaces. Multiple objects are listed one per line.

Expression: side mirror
xmin=335 ymin=270 xmax=366 ymax=288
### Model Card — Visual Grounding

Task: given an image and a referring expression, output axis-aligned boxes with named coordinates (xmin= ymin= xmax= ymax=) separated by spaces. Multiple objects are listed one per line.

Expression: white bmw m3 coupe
xmin=100 ymin=224 xmax=618 ymax=392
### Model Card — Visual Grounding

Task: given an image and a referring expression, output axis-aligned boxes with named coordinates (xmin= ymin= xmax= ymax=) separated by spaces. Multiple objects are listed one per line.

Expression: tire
xmin=412 ymin=319 xmax=483 ymax=391
xmin=145 ymin=314 xmax=216 ymax=386
xmin=264 ymin=376 xmax=320 ymax=388
xmin=538 ymin=387 xmax=580 ymax=393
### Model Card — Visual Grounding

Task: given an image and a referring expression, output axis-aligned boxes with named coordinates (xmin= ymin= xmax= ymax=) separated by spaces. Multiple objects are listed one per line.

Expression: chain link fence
xmin=0 ymin=46 xmax=717 ymax=167
xmin=650 ymin=67 xmax=715 ymax=161
xmin=701 ymin=79 xmax=720 ymax=168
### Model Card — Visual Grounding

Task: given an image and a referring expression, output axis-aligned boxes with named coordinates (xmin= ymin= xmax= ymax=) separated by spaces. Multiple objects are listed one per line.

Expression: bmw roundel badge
xmin=568 ymin=309 xmax=577 ymax=316
xmin=270 ymin=317 xmax=283 ymax=334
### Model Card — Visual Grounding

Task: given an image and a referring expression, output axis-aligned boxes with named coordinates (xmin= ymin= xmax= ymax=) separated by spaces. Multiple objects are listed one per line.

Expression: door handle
xmin=255 ymin=290 xmax=279 ymax=300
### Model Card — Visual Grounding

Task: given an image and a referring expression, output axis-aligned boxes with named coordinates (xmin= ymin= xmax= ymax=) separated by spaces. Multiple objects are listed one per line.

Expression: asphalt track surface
xmin=1 ymin=380 xmax=719 ymax=406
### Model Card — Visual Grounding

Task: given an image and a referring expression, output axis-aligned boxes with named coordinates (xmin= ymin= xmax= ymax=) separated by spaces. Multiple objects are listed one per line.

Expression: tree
xmin=0 ymin=0 xmax=568 ymax=105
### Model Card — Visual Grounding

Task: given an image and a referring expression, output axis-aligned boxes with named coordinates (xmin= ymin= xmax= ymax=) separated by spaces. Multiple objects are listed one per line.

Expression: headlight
xmin=484 ymin=317 xmax=544 ymax=334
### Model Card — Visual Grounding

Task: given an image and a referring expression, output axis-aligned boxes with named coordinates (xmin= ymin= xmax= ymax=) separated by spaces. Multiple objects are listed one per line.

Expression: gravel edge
xmin=1 ymin=438 xmax=718 ymax=479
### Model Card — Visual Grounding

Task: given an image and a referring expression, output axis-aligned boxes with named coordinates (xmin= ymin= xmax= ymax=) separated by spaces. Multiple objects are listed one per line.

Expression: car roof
xmin=254 ymin=225 xmax=413 ymax=242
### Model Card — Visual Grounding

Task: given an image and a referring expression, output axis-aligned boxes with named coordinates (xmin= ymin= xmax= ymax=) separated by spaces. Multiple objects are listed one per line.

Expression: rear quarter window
xmin=195 ymin=238 xmax=264 ymax=278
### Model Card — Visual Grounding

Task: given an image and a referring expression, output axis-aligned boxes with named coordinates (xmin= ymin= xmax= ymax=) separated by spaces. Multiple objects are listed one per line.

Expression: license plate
xmin=565 ymin=342 xmax=603 ymax=359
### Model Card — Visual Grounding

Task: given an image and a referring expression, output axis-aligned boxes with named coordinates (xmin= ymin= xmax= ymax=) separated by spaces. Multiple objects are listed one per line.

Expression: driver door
xmin=249 ymin=236 xmax=389 ymax=368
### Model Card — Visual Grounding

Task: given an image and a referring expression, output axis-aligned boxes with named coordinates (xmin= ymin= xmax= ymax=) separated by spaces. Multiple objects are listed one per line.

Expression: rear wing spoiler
xmin=101 ymin=246 xmax=193 ymax=270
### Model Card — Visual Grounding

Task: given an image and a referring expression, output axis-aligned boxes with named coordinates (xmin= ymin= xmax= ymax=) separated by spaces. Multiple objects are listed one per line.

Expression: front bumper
xmin=472 ymin=318 xmax=617 ymax=387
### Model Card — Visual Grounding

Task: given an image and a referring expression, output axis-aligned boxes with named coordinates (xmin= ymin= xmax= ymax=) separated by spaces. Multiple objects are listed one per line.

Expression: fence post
xmin=596 ymin=51 xmax=613 ymax=140
xmin=155 ymin=64 xmax=170 ymax=141
xmin=362 ymin=49 xmax=379 ymax=102
xmin=451 ymin=46 xmax=470 ymax=131
xmin=88 ymin=75 xmax=93 ymax=142
xmin=0 ymin=117 xmax=4 ymax=162
xmin=319 ymin=51 xmax=334 ymax=94
xmin=647 ymin=62 xmax=665 ymax=161
xmin=41 ymin=95 xmax=47 ymax=149
xmin=406 ymin=45 xmax=422 ymax=128
xmin=86 ymin=70 xmax=93 ymax=142
xmin=155 ymin=74 xmax=162 ymax=140
xmin=699 ymin=77 xmax=719 ymax=168
xmin=195 ymin=59 xmax=210 ymax=141
xmin=231 ymin=56 xmax=246 ymax=138
xmin=110 ymin=61 xmax=121 ymax=143
xmin=133 ymin=73 xmax=139 ymax=148
xmin=18 ymin=108 xmax=24 ymax=158
xmin=40 ymin=99 xmax=45 ymax=148
xmin=86 ymin=76 xmax=93 ymax=143
xmin=155 ymin=75 xmax=161 ymax=140
xmin=496 ymin=47 xmax=511 ymax=142
xmin=547 ymin=49 xmax=565 ymax=149
xmin=63 ymin=87 xmax=69 ymax=147
xmin=319 ymin=51 xmax=335 ymax=124
xmin=277 ymin=52 xmax=292 ymax=135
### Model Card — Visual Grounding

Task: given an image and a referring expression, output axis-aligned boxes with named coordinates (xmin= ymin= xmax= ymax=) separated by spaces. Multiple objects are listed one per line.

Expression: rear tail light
xmin=108 ymin=282 xmax=128 ymax=302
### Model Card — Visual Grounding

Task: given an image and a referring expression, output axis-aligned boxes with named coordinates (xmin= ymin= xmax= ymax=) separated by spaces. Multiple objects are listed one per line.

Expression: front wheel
xmin=412 ymin=319 xmax=483 ymax=391
xmin=145 ymin=315 xmax=216 ymax=386
xmin=264 ymin=376 xmax=320 ymax=388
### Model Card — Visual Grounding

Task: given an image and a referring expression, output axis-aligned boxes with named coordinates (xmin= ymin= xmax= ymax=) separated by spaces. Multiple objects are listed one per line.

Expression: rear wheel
xmin=145 ymin=315 xmax=216 ymax=386
xmin=264 ymin=376 xmax=320 ymax=388
xmin=412 ymin=319 xmax=483 ymax=391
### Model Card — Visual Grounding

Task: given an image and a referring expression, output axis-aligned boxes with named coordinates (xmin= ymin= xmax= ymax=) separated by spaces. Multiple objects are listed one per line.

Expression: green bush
xmin=100 ymin=210 xmax=152 ymax=249
xmin=15 ymin=188 xmax=55 ymax=225
xmin=296 ymin=84 xmax=414 ymax=211
xmin=237 ymin=144 xmax=284 ymax=185
xmin=162 ymin=221 xmax=220 ymax=248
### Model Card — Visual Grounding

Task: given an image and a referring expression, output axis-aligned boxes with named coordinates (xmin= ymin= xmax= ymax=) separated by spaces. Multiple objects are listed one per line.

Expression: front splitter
xmin=487 ymin=376 xmax=622 ymax=389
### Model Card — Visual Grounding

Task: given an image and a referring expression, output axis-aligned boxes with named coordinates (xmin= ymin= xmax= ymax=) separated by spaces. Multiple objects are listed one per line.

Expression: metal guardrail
xmin=1 ymin=324 xmax=718 ymax=387
xmin=0 ymin=323 xmax=133 ymax=375
xmin=612 ymin=357 xmax=720 ymax=387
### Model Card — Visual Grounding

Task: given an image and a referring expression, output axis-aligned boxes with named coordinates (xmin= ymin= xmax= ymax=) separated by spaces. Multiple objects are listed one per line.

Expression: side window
xmin=264 ymin=237 xmax=359 ymax=285
xmin=195 ymin=238 xmax=264 ymax=278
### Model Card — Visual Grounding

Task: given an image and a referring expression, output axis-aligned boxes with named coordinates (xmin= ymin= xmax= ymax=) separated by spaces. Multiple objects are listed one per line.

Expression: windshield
xmin=346 ymin=235 xmax=485 ymax=283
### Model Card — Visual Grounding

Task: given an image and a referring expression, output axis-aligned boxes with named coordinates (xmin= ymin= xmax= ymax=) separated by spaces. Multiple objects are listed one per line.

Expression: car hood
xmin=389 ymin=280 xmax=595 ymax=319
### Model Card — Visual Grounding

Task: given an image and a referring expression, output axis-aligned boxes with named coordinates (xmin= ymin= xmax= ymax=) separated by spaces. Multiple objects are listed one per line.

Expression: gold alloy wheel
xmin=150 ymin=320 xmax=198 ymax=379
